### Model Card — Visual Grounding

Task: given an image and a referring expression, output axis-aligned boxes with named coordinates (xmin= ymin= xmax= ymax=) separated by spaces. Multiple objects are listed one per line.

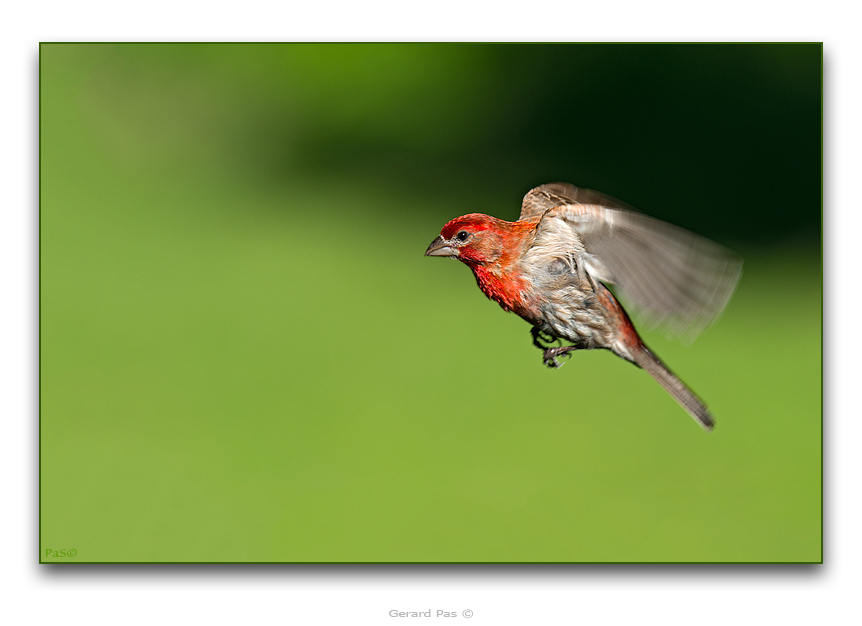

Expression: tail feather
xmin=630 ymin=345 xmax=715 ymax=431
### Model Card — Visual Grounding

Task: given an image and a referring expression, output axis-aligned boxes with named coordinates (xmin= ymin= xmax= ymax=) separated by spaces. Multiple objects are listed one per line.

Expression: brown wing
xmin=532 ymin=187 xmax=743 ymax=341
xmin=519 ymin=182 xmax=633 ymax=221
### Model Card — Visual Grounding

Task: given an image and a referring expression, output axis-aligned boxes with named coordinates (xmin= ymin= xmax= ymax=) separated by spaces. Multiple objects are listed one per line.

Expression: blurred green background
xmin=40 ymin=43 xmax=821 ymax=562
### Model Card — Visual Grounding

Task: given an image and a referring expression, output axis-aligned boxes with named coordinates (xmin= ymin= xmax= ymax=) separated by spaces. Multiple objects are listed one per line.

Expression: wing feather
xmin=519 ymin=182 xmax=632 ymax=221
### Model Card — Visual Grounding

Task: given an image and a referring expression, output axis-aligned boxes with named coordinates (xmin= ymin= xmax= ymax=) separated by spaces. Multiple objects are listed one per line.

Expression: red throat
xmin=470 ymin=264 xmax=530 ymax=313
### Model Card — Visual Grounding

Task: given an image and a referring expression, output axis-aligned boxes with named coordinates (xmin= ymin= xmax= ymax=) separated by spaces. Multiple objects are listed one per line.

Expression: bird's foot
xmin=531 ymin=328 xmax=578 ymax=368
xmin=531 ymin=327 xmax=559 ymax=351
xmin=542 ymin=346 xmax=578 ymax=369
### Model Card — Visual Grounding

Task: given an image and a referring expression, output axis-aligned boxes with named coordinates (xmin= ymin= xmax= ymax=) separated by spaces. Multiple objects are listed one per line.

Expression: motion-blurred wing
xmin=532 ymin=185 xmax=743 ymax=341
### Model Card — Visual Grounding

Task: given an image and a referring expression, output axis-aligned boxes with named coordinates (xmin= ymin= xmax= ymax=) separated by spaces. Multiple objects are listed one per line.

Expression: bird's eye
xmin=455 ymin=230 xmax=469 ymax=242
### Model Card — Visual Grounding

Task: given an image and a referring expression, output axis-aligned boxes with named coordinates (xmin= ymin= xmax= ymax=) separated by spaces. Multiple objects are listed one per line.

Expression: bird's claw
xmin=542 ymin=346 xmax=575 ymax=369
xmin=543 ymin=354 xmax=562 ymax=368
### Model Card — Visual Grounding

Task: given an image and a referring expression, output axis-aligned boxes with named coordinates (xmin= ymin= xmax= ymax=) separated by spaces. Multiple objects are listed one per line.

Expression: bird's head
xmin=424 ymin=214 xmax=507 ymax=267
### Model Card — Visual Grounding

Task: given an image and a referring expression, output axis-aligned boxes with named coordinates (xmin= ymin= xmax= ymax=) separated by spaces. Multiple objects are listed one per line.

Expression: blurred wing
xmin=536 ymin=192 xmax=743 ymax=341
xmin=519 ymin=182 xmax=633 ymax=221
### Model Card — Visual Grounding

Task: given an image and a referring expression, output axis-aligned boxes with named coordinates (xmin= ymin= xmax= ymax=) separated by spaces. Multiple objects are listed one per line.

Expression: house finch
xmin=425 ymin=182 xmax=742 ymax=430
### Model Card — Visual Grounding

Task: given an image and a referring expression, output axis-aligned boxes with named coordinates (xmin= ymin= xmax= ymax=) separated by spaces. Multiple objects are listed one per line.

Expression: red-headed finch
xmin=425 ymin=183 xmax=742 ymax=430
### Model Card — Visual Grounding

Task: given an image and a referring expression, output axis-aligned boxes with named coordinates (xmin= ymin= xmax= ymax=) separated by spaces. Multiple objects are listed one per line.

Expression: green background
xmin=40 ymin=43 xmax=821 ymax=562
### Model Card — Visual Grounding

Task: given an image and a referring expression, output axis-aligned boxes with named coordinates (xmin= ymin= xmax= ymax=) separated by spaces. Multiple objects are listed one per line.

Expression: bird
xmin=424 ymin=182 xmax=742 ymax=430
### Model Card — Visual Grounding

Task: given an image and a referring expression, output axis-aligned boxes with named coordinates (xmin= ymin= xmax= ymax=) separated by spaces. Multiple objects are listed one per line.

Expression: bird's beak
xmin=425 ymin=236 xmax=457 ymax=257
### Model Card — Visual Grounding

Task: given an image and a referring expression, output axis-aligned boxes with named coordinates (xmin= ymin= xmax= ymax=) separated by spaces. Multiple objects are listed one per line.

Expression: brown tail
xmin=629 ymin=345 xmax=715 ymax=431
